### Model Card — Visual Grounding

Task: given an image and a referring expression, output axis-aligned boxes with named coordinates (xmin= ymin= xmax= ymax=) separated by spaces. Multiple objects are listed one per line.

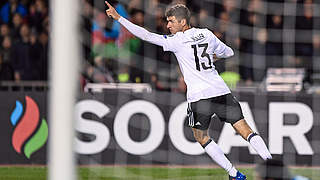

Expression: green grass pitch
xmin=0 ymin=166 xmax=319 ymax=180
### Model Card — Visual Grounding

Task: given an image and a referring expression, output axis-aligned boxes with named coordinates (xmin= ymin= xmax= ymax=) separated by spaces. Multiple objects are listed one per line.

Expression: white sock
xmin=204 ymin=139 xmax=238 ymax=177
xmin=247 ymin=133 xmax=272 ymax=160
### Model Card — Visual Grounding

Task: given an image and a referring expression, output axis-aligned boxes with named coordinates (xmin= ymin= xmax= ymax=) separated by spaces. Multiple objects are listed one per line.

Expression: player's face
xmin=166 ymin=16 xmax=184 ymax=34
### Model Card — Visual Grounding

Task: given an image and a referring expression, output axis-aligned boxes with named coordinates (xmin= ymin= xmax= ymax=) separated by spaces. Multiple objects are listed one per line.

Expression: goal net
xmin=75 ymin=0 xmax=320 ymax=179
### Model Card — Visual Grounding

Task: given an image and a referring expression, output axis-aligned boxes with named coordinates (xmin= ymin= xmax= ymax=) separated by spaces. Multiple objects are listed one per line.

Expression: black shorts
xmin=187 ymin=93 xmax=244 ymax=130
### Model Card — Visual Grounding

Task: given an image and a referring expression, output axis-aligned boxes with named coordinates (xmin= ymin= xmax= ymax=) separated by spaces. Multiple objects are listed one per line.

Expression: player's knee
xmin=191 ymin=128 xmax=211 ymax=145
xmin=194 ymin=134 xmax=210 ymax=145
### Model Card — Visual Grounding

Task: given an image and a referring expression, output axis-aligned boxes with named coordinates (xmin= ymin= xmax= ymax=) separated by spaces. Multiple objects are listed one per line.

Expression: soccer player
xmin=105 ymin=2 xmax=272 ymax=179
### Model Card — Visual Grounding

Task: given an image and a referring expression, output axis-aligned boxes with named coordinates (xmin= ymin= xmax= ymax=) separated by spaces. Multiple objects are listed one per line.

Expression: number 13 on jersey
xmin=191 ymin=43 xmax=213 ymax=71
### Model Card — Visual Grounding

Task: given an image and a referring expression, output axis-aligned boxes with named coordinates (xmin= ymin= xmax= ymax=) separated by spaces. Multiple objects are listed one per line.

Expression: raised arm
xmin=105 ymin=1 xmax=167 ymax=47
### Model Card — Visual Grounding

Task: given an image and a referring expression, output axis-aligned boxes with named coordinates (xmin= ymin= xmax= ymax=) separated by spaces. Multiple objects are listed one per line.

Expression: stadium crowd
xmin=0 ymin=0 xmax=319 ymax=92
xmin=0 ymin=0 xmax=48 ymax=81
xmin=82 ymin=0 xmax=320 ymax=92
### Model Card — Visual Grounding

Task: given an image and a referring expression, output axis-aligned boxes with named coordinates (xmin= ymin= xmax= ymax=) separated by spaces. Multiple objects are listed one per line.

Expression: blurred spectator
xmin=92 ymin=12 xmax=113 ymax=44
xmin=117 ymin=9 xmax=145 ymax=83
xmin=172 ymin=0 xmax=187 ymax=5
xmin=37 ymin=31 xmax=48 ymax=80
xmin=267 ymin=15 xmax=283 ymax=29
xmin=221 ymin=0 xmax=240 ymax=24
xmin=155 ymin=6 xmax=168 ymax=34
xmin=0 ymin=52 xmax=14 ymax=80
xmin=92 ymin=1 xmax=128 ymax=44
xmin=117 ymin=9 xmax=143 ymax=49
xmin=127 ymin=0 xmax=143 ymax=12
xmin=35 ymin=0 xmax=47 ymax=16
xmin=92 ymin=1 xmax=128 ymax=62
xmin=222 ymin=0 xmax=236 ymax=14
xmin=217 ymin=11 xmax=230 ymax=35
xmin=0 ymin=0 xmax=27 ymax=24
xmin=11 ymin=23 xmax=35 ymax=81
xmin=198 ymin=9 xmax=212 ymax=29
xmin=26 ymin=0 xmax=48 ymax=34
xmin=311 ymin=34 xmax=320 ymax=83
xmin=253 ymin=29 xmax=268 ymax=81
xmin=313 ymin=33 xmax=320 ymax=54
xmin=91 ymin=12 xmax=119 ymax=60
xmin=151 ymin=5 xmax=172 ymax=74
xmin=239 ymin=29 xmax=266 ymax=83
xmin=0 ymin=36 xmax=13 ymax=65
xmin=41 ymin=15 xmax=49 ymax=33
xmin=295 ymin=0 xmax=313 ymax=57
xmin=265 ymin=14 xmax=283 ymax=68
xmin=247 ymin=0 xmax=263 ymax=13
xmin=239 ymin=54 xmax=253 ymax=85
xmin=11 ymin=13 xmax=23 ymax=42
xmin=248 ymin=12 xmax=261 ymax=27
xmin=153 ymin=68 xmax=172 ymax=91
xmin=152 ymin=5 xmax=172 ymax=73
xmin=94 ymin=56 xmax=114 ymax=83
xmin=29 ymin=30 xmax=48 ymax=80
xmin=0 ymin=24 xmax=10 ymax=43
xmin=81 ymin=0 xmax=93 ymax=61
xmin=85 ymin=56 xmax=114 ymax=83
xmin=296 ymin=0 xmax=313 ymax=30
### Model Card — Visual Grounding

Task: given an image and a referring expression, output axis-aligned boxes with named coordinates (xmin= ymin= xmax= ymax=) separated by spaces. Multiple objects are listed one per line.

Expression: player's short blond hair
xmin=165 ymin=4 xmax=191 ymax=25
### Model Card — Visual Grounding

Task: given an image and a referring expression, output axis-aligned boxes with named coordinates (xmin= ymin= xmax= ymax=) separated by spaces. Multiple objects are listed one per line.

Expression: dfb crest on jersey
xmin=163 ymin=34 xmax=175 ymax=39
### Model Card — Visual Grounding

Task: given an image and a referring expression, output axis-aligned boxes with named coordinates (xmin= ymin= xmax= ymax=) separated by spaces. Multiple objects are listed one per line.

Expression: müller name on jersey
xmin=191 ymin=33 xmax=205 ymax=41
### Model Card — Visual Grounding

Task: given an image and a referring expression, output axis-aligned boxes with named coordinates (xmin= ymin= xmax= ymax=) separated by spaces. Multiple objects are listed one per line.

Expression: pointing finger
xmin=105 ymin=1 xmax=112 ymax=8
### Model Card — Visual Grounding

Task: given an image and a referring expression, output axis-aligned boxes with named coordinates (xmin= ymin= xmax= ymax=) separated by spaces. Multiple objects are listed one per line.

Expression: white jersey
xmin=118 ymin=17 xmax=233 ymax=102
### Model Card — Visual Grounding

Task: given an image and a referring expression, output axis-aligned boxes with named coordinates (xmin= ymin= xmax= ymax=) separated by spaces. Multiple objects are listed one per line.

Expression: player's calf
xmin=191 ymin=128 xmax=239 ymax=177
xmin=232 ymin=119 xmax=253 ymax=140
xmin=232 ymin=119 xmax=272 ymax=160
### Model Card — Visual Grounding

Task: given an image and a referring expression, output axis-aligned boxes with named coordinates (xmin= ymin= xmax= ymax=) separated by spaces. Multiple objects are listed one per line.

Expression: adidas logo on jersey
xmin=195 ymin=122 xmax=201 ymax=126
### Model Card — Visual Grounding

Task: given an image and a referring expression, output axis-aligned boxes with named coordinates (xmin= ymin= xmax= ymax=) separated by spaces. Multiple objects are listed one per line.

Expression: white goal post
xmin=48 ymin=0 xmax=80 ymax=179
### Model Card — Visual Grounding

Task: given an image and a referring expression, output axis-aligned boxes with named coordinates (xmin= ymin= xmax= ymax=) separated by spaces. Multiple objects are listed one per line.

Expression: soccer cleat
xmin=229 ymin=171 xmax=246 ymax=180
